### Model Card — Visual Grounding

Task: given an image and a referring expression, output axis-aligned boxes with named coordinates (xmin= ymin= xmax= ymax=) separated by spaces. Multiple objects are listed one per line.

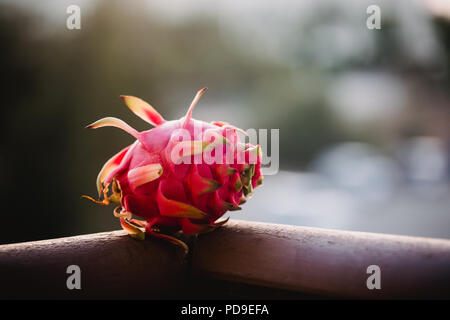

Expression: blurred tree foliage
xmin=1 ymin=0 xmax=449 ymax=243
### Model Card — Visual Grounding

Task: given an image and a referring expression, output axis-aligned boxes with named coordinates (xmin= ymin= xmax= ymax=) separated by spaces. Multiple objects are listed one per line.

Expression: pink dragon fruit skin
xmin=84 ymin=88 xmax=263 ymax=251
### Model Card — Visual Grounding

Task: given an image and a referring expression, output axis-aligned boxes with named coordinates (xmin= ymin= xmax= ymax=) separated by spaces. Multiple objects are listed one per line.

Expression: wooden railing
xmin=1 ymin=220 xmax=450 ymax=299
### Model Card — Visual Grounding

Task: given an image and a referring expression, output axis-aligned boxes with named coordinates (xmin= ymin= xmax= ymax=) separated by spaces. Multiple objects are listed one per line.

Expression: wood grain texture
xmin=0 ymin=230 xmax=187 ymax=299
xmin=191 ymin=220 xmax=450 ymax=299
xmin=1 ymin=221 xmax=450 ymax=299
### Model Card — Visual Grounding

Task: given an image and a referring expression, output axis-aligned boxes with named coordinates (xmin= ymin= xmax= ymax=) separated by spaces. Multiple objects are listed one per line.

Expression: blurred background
xmin=1 ymin=0 xmax=449 ymax=244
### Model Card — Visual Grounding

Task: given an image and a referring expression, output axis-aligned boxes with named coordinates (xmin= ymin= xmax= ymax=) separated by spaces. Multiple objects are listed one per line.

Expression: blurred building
xmin=1 ymin=0 xmax=449 ymax=243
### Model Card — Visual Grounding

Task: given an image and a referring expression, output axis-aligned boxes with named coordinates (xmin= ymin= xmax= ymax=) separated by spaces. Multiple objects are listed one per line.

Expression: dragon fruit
xmin=83 ymin=88 xmax=263 ymax=252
